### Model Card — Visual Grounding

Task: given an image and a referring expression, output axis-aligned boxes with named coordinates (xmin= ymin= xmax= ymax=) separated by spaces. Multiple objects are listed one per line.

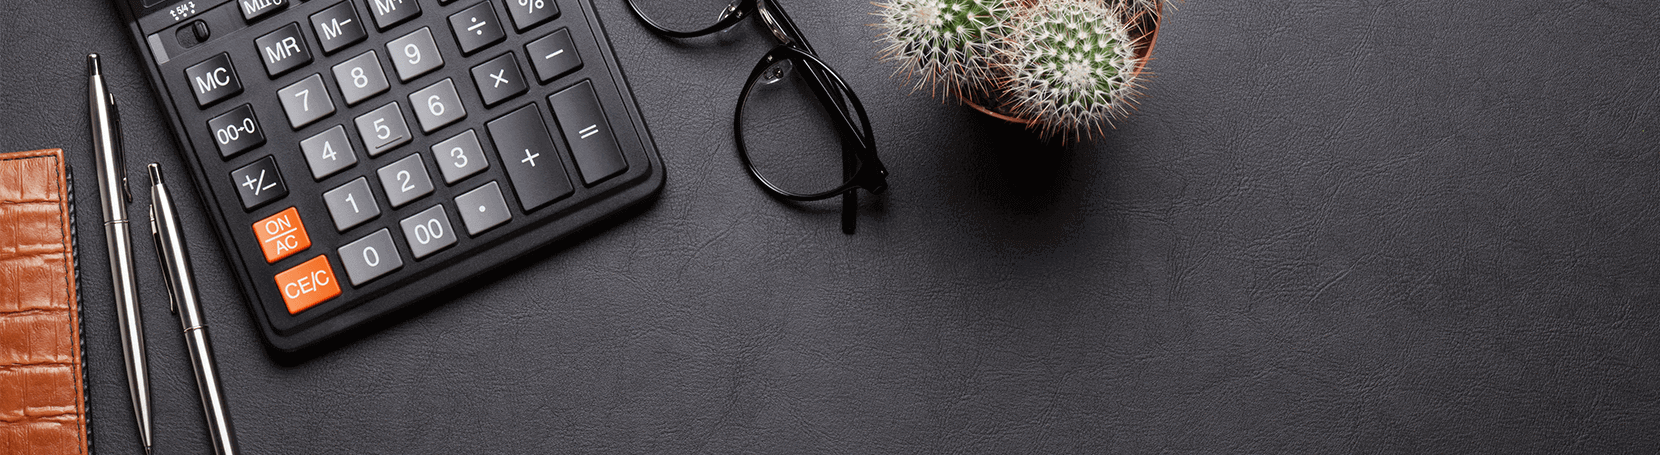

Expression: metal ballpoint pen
xmin=87 ymin=53 xmax=154 ymax=455
xmin=148 ymin=164 xmax=240 ymax=455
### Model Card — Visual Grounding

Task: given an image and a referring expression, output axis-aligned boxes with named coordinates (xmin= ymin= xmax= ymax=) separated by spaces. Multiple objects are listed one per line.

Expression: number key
xmin=431 ymin=129 xmax=488 ymax=184
xmin=323 ymin=177 xmax=381 ymax=231
xmin=386 ymin=27 xmax=444 ymax=82
xmin=331 ymin=50 xmax=389 ymax=106
xmin=377 ymin=153 xmax=434 ymax=208
xmin=337 ymin=228 xmax=403 ymax=287
xmin=408 ymin=78 xmax=466 ymax=133
xmin=300 ymin=125 xmax=359 ymax=180
xmin=277 ymin=73 xmax=335 ymax=130
xmin=399 ymin=204 xmax=457 ymax=259
xmin=354 ymin=101 xmax=411 ymax=156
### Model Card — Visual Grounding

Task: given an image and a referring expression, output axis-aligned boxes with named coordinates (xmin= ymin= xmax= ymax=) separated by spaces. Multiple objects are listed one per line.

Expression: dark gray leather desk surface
xmin=4 ymin=0 xmax=1659 ymax=452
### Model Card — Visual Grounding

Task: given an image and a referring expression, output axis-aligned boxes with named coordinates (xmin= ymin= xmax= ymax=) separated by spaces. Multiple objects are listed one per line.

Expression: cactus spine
xmin=999 ymin=0 xmax=1141 ymax=139
xmin=876 ymin=0 xmax=1012 ymax=96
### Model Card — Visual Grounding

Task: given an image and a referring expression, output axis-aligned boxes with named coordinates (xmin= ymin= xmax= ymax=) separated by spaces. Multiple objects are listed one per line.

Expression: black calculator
xmin=112 ymin=0 xmax=664 ymax=353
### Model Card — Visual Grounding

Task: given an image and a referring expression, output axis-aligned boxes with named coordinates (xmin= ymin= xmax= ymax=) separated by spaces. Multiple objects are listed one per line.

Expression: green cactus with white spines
xmin=999 ymin=0 xmax=1142 ymax=139
xmin=876 ymin=0 xmax=1013 ymax=96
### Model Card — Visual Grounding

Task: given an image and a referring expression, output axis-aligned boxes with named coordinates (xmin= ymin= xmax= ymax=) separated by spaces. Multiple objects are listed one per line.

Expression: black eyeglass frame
xmin=624 ymin=0 xmax=888 ymax=234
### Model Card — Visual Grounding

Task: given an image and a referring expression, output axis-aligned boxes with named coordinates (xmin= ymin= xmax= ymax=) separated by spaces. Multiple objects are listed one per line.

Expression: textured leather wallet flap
xmin=0 ymin=148 xmax=90 ymax=455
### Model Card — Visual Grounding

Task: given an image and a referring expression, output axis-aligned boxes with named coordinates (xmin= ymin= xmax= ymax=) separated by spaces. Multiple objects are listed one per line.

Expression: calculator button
xmin=185 ymin=53 xmax=243 ymax=107
xmin=501 ymin=0 xmax=558 ymax=32
xmin=400 ymin=204 xmax=457 ymax=259
xmin=431 ymin=129 xmax=489 ymax=184
xmin=255 ymin=23 xmax=312 ymax=77
xmin=275 ymin=255 xmax=341 ymax=314
xmin=300 ymin=125 xmax=359 ymax=180
xmin=322 ymin=177 xmax=381 ymax=231
xmin=448 ymin=2 xmax=506 ymax=55
xmin=487 ymin=104 xmax=572 ymax=211
xmin=386 ymin=27 xmax=444 ymax=82
xmin=206 ymin=104 xmax=266 ymax=158
xmin=253 ymin=207 xmax=312 ymax=263
xmin=331 ymin=50 xmax=390 ymax=106
xmin=470 ymin=52 xmax=527 ymax=107
xmin=230 ymin=156 xmax=289 ymax=210
xmin=238 ymin=0 xmax=287 ymax=23
xmin=454 ymin=181 xmax=511 ymax=236
xmin=312 ymin=1 xmax=367 ymax=54
xmin=549 ymin=80 xmax=627 ymax=185
xmin=277 ymin=73 xmax=336 ymax=129
xmin=337 ymin=229 xmax=403 ymax=287
xmin=526 ymin=28 xmax=581 ymax=84
xmin=377 ymin=153 xmax=435 ymax=208
xmin=365 ymin=0 xmax=420 ymax=31
xmin=408 ymin=78 xmax=467 ymax=133
xmin=354 ymin=102 xmax=412 ymax=156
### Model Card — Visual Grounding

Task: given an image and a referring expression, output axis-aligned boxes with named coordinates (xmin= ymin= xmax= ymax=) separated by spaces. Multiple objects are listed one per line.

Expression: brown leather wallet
xmin=0 ymin=149 xmax=91 ymax=455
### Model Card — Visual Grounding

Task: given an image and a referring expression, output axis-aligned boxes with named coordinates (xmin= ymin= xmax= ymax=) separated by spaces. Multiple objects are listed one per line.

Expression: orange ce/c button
xmin=274 ymin=255 xmax=341 ymax=314
xmin=254 ymin=207 xmax=311 ymax=263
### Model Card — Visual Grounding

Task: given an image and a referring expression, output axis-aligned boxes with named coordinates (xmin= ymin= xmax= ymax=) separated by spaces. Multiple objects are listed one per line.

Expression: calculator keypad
xmin=431 ymin=129 xmax=489 ymax=184
xmin=186 ymin=53 xmax=244 ymax=107
xmin=399 ymin=204 xmax=457 ymax=259
xmin=277 ymin=73 xmax=337 ymax=129
xmin=448 ymin=2 xmax=506 ymax=55
xmin=377 ymin=153 xmax=435 ymax=208
xmin=487 ymin=104 xmax=571 ymax=211
xmin=207 ymin=104 xmax=266 ymax=158
xmin=322 ymin=177 xmax=381 ymax=231
xmin=355 ymin=101 xmax=413 ymax=156
xmin=337 ymin=229 xmax=403 ymax=286
xmin=366 ymin=0 xmax=422 ymax=31
xmin=386 ymin=27 xmax=444 ymax=82
xmin=525 ymin=28 xmax=580 ymax=83
xmin=151 ymin=0 xmax=659 ymax=349
xmin=256 ymin=23 xmax=313 ymax=77
xmin=470 ymin=52 xmax=527 ymax=107
xmin=311 ymin=2 xmax=368 ymax=54
xmin=501 ymin=0 xmax=558 ymax=32
xmin=332 ymin=51 xmax=391 ymax=106
xmin=300 ymin=125 xmax=359 ymax=180
xmin=408 ymin=78 xmax=467 ymax=133
xmin=549 ymin=79 xmax=626 ymax=185
xmin=230 ymin=156 xmax=288 ymax=210
xmin=454 ymin=181 xmax=510 ymax=235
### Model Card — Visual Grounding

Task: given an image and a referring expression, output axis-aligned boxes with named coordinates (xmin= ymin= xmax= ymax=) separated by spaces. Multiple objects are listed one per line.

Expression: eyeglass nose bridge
xmin=754 ymin=2 xmax=794 ymax=46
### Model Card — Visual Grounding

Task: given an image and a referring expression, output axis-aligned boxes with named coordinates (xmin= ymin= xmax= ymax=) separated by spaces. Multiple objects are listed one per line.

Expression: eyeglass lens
xmin=738 ymin=56 xmax=868 ymax=198
xmin=627 ymin=0 xmax=741 ymax=34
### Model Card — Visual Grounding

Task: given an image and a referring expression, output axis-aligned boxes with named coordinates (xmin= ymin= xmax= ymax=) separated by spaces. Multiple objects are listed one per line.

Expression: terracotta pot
xmin=964 ymin=2 xmax=1164 ymax=126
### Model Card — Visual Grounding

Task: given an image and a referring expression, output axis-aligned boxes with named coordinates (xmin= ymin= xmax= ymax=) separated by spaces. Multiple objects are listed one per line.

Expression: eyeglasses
xmin=625 ymin=0 xmax=888 ymax=234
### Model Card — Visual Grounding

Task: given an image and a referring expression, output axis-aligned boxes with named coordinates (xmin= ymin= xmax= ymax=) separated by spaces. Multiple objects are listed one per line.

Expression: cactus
xmin=997 ymin=0 xmax=1142 ymax=140
xmin=875 ymin=0 xmax=1012 ymax=96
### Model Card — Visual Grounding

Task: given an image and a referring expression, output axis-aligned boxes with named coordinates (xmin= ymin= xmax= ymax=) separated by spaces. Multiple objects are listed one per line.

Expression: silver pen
xmin=87 ymin=53 xmax=154 ymax=455
xmin=147 ymin=164 xmax=240 ymax=455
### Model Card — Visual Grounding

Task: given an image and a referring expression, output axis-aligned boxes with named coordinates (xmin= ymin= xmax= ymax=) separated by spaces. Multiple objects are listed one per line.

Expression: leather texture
xmin=0 ymin=149 xmax=91 ymax=455
xmin=4 ymin=0 xmax=1660 ymax=453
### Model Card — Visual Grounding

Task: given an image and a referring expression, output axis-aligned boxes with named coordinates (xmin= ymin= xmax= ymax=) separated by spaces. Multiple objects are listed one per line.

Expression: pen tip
xmin=148 ymin=163 xmax=164 ymax=186
xmin=87 ymin=54 xmax=101 ymax=76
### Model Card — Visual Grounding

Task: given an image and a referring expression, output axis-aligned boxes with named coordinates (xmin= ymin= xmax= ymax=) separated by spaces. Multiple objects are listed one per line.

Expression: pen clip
xmin=149 ymin=203 xmax=179 ymax=316
xmin=111 ymin=97 xmax=132 ymax=204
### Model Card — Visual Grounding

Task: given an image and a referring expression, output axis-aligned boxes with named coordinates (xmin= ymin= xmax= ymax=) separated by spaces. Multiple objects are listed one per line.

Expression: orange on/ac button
xmin=254 ymin=207 xmax=312 ymax=263
xmin=274 ymin=255 xmax=341 ymax=314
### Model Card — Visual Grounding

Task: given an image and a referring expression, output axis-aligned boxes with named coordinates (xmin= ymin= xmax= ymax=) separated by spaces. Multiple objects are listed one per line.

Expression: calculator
xmin=112 ymin=0 xmax=664 ymax=353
